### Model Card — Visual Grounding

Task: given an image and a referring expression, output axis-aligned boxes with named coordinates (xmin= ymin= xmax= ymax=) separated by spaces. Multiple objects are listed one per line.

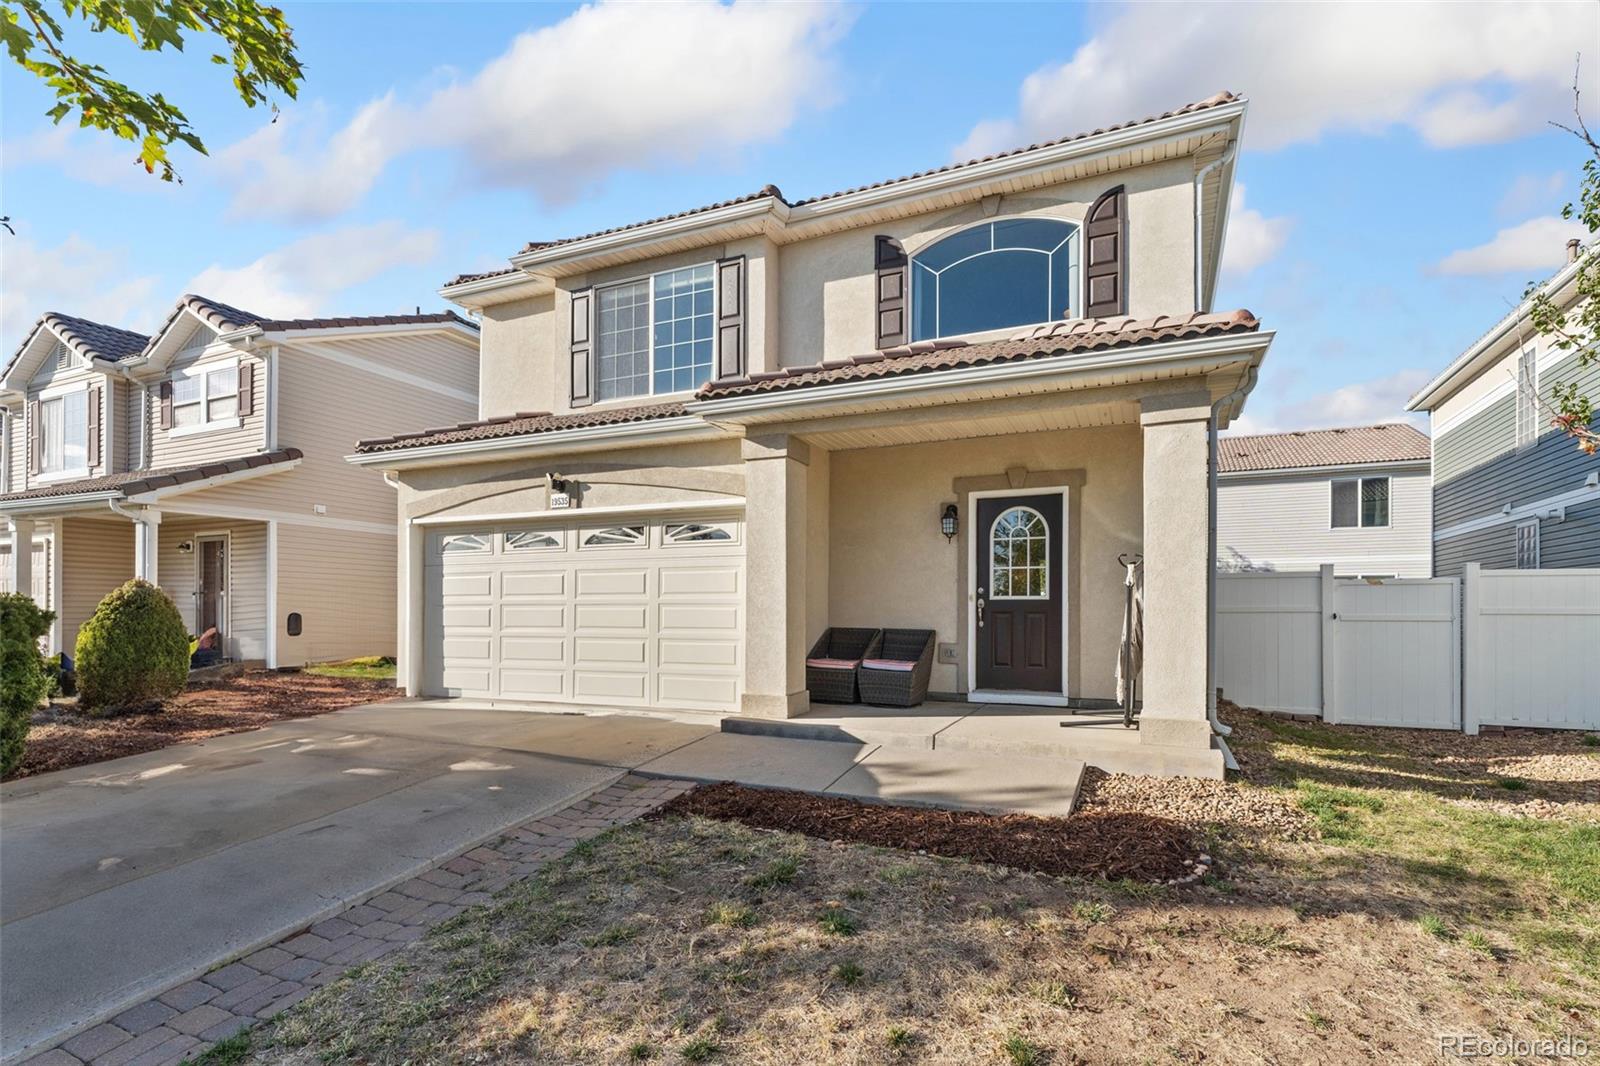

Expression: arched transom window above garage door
xmin=582 ymin=525 xmax=646 ymax=548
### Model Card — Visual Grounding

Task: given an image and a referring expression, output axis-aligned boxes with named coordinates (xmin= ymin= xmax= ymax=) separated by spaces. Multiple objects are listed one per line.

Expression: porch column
xmin=7 ymin=516 xmax=35 ymax=602
xmin=740 ymin=433 xmax=810 ymax=718
xmin=401 ymin=519 xmax=425 ymax=697
xmin=1138 ymin=393 xmax=1220 ymax=768
xmin=132 ymin=508 xmax=161 ymax=586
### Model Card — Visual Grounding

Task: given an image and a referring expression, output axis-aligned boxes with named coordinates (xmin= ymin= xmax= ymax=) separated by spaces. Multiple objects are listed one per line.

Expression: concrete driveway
xmin=0 ymin=700 xmax=713 ymax=1061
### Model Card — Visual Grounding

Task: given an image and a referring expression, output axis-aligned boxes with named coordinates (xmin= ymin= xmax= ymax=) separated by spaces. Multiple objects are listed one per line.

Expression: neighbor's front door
xmin=196 ymin=536 xmax=228 ymax=641
xmin=975 ymin=494 xmax=1063 ymax=693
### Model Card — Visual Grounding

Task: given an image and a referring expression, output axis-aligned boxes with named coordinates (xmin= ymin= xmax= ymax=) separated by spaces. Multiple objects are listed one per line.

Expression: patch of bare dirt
xmin=658 ymin=781 xmax=1202 ymax=882
xmin=7 ymin=671 xmax=398 ymax=780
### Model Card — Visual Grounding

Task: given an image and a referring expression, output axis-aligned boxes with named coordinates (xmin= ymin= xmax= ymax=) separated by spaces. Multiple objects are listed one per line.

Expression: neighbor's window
xmin=1515 ymin=346 xmax=1539 ymax=449
xmin=1515 ymin=519 xmax=1540 ymax=568
xmin=1331 ymin=476 xmax=1390 ymax=528
xmin=172 ymin=363 xmax=239 ymax=430
xmin=911 ymin=218 xmax=1079 ymax=341
xmin=595 ymin=263 xmax=715 ymax=401
xmin=39 ymin=389 xmax=88 ymax=475
xmin=989 ymin=506 xmax=1049 ymax=598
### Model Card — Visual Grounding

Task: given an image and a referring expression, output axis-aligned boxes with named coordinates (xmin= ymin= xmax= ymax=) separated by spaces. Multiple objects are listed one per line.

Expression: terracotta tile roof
xmin=444 ymin=266 xmax=522 ymax=287
xmin=1217 ymin=423 xmax=1430 ymax=474
xmin=355 ymin=402 xmax=688 ymax=455
xmin=697 ymin=310 xmax=1261 ymax=400
xmin=486 ymin=92 xmax=1239 ymax=264
xmin=0 ymin=449 xmax=303 ymax=504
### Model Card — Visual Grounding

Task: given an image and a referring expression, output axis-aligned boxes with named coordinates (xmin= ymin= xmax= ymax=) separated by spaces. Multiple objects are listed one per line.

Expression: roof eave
xmin=346 ymin=415 xmax=729 ymax=471
xmin=1218 ymin=457 xmax=1431 ymax=479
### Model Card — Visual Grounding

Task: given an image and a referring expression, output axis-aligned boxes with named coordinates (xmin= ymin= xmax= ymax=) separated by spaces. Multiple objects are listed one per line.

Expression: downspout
xmin=1193 ymin=139 xmax=1237 ymax=313
xmin=1207 ymin=362 xmax=1258 ymax=741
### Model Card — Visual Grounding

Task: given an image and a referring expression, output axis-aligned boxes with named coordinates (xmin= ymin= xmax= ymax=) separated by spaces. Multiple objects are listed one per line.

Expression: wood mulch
xmin=657 ymin=781 xmax=1201 ymax=882
xmin=6 ymin=670 xmax=399 ymax=780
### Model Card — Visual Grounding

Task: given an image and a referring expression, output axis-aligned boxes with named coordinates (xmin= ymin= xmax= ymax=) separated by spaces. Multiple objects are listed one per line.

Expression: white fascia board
xmin=509 ymin=197 xmax=787 ymax=273
xmin=413 ymin=497 xmax=745 ymax=527
xmin=1218 ymin=458 xmax=1431 ymax=481
xmin=122 ymin=458 xmax=301 ymax=504
xmin=345 ymin=416 xmax=727 ymax=470
xmin=256 ymin=321 xmax=480 ymax=345
xmin=0 ymin=490 xmax=125 ymax=515
xmin=1407 ymin=249 xmax=1591 ymax=412
xmin=690 ymin=330 xmax=1273 ymax=421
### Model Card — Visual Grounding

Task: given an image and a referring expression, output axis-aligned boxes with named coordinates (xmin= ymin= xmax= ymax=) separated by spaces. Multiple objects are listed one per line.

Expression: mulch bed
xmin=658 ymin=781 xmax=1201 ymax=882
xmin=6 ymin=670 xmax=399 ymax=780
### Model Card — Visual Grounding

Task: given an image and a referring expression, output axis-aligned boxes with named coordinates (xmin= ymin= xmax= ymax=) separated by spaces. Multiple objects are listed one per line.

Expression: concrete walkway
xmin=1 ymin=699 xmax=1081 ymax=1062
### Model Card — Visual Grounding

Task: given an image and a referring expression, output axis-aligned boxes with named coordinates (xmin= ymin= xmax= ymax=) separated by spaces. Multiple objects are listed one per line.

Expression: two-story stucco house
xmin=1 ymin=295 xmax=480 ymax=666
xmin=349 ymin=91 xmax=1274 ymax=778
xmin=1216 ymin=423 xmax=1433 ymax=577
xmin=1407 ymin=241 xmax=1600 ymax=573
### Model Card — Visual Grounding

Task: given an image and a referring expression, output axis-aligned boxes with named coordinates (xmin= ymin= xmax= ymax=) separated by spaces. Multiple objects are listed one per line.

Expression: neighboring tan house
xmin=1407 ymin=240 xmax=1600 ymax=574
xmin=1 ymin=296 xmax=480 ymax=666
xmin=1216 ymin=423 xmax=1433 ymax=578
xmin=349 ymin=91 xmax=1275 ymax=778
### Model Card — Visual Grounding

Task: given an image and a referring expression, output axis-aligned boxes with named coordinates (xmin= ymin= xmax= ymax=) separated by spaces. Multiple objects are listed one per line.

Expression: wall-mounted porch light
xmin=940 ymin=503 xmax=958 ymax=542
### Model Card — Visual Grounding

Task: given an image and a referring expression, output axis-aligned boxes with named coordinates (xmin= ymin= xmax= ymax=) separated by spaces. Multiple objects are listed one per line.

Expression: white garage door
xmin=424 ymin=515 xmax=744 ymax=711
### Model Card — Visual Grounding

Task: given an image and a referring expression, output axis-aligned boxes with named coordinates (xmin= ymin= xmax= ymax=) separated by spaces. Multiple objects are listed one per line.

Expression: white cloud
xmin=0 ymin=232 xmax=162 ymax=352
xmin=184 ymin=222 xmax=441 ymax=317
xmin=956 ymin=2 xmax=1597 ymax=159
xmin=1 ymin=126 xmax=183 ymax=193
xmin=1433 ymin=215 xmax=1588 ymax=276
xmin=219 ymin=0 xmax=851 ymax=221
xmin=1221 ymin=184 xmax=1292 ymax=277
xmin=1497 ymin=171 xmax=1567 ymax=218
xmin=1230 ymin=368 xmax=1433 ymax=436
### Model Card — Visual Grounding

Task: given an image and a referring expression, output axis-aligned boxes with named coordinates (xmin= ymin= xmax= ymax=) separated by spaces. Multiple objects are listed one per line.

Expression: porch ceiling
xmin=800 ymin=397 xmax=1142 ymax=450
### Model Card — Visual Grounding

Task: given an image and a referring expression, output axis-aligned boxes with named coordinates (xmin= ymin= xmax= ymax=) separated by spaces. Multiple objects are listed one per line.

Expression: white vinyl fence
xmin=1216 ymin=564 xmax=1599 ymax=733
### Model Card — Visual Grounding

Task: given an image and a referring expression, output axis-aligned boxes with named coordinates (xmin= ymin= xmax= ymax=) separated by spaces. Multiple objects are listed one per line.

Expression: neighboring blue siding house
xmin=1407 ymin=241 xmax=1600 ymax=575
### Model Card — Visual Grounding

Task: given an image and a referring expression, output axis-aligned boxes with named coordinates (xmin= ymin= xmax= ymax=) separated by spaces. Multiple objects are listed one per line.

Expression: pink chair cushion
xmin=861 ymin=658 xmax=916 ymax=672
xmin=807 ymin=657 xmax=861 ymax=670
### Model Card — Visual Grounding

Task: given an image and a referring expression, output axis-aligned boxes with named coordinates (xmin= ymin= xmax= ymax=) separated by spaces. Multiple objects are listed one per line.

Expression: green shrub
xmin=75 ymin=580 xmax=189 ymax=715
xmin=1 ymin=592 xmax=54 ymax=777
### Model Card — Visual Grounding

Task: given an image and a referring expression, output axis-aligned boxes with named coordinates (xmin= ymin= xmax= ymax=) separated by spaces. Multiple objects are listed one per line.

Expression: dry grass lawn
xmin=215 ymin=710 xmax=1598 ymax=1065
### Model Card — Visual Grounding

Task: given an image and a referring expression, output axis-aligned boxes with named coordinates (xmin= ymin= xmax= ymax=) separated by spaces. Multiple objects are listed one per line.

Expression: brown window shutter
xmin=874 ymin=236 xmax=908 ymax=348
xmin=1084 ymin=185 xmax=1127 ymax=318
xmin=569 ymin=288 xmax=594 ymax=408
xmin=158 ymin=380 xmax=173 ymax=429
xmin=27 ymin=399 xmax=40 ymax=475
xmin=86 ymin=385 xmax=102 ymax=468
xmin=715 ymin=255 xmax=746 ymax=380
xmin=238 ymin=362 xmax=255 ymax=416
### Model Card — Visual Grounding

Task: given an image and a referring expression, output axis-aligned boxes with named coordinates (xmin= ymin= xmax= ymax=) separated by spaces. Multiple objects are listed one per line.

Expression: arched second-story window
xmin=911 ymin=218 xmax=1079 ymax=341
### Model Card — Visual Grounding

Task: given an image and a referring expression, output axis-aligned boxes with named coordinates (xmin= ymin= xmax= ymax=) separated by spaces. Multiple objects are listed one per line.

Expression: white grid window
xmin=171 ymin=364 xmax=239 ymax=430
xmin=989 ymin=506 xmax=1049 ymax=598
xmin=39 ymin=390 xmax=88 ymax=475
xmin=594 ymin=263 xmax=716 ymax=401
xmin=1515 ymin=520 xmax=1540 ymax=569
xmin=1515 ymin=347 xmax=1539 ymax=449
xmin=596 ymin=280 xmax=651 ymax=401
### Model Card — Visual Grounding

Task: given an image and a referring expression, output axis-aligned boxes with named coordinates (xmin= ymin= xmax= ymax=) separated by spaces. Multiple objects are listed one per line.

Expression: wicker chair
xmin=806 ymin=627 xmax=881 ymax=704
xmin=857 ymin=629 xmax=936 ymax=707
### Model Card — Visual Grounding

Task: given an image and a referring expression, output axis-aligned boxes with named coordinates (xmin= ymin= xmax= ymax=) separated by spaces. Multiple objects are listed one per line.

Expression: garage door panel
xmin=576 ymin=637 xmax=648 ymax=664
xmin=661 ymin=567 xmax=739 ymax=596
xmin=504 ymin=571 xmax=565 ymax=597
xmin=502 ymin=637 xmax=565 ymax=663
xmin=576 ymin=672 xmax=648 ymax=700
xmin=577 ymin=604 xmax=649 ymax=630
xmin=502 ymin=604 xmax=565 ymax=629
xmin=577 ymin=569 xmax=648 ymax=596
xmin=659 ymin=638 xmax=739 ymax=667
xmin=426 ymin=518 xmax=743 ymax=710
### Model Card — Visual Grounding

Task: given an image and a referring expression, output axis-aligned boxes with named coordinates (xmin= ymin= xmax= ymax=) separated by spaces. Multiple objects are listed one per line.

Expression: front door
xmin=196 ymin=536 xmax=227 ymax=642
xmin=975 ymin=493 xmax=1063 ymax=693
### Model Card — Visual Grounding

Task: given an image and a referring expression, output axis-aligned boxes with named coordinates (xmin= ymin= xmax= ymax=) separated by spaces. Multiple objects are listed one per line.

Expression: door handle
xmin=976 ymin=587 xmax=986 ymax=629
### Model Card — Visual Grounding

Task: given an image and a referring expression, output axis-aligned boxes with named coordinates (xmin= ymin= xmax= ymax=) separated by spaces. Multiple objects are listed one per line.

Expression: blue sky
xmin=3 ymin=1 xmax=1596 ymax=432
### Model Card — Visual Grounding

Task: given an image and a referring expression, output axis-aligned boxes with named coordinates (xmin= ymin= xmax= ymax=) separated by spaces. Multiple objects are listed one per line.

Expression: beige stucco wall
xmin=827 ymin=424 xmax=1144 ymax=700
xmin=473 ymin=157 xmax=1203 ymax=420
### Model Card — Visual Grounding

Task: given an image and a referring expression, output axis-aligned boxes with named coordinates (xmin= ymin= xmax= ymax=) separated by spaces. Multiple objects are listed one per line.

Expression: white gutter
xmin=0 ymin=490 xmax=124 ymax=515
xmin=345 ymin=415 xmax=727 ymax=469
xmin=1217 ymin=458 xmax=1432 ymax=481
xmin=691 ymin=331 xmax=1273 ymax=420
xmin=1206 ymin=362 xmax=1259 ymax=742
xmin=1194 ymin=139 xmax=1237 ymax=314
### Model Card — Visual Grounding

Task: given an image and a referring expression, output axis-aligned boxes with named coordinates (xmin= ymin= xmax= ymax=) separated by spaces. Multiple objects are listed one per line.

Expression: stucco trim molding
xmin=950 ymin=467 xmax=1087 ymax=698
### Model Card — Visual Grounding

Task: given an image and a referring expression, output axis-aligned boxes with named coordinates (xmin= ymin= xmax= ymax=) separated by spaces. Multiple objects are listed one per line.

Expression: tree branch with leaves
xmin=0 ymin=0 xmax=302 ymax=183
xmin=1525 ymin=60 xmax=1600 ymax=455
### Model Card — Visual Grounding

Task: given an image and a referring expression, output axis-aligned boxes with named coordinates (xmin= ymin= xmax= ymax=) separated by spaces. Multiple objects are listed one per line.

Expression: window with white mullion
xmin=171 ymin=364 xmax=240 ymax=430
xmin=596 ymin=280 xmax=651 ymax=401
xmin=1515 ymin=347 xmax=1539 ymax=448
xmin=38 ymin=389 xmax=88 ymax=474
xmin=595 ymin=263 xmax=716 ymax=401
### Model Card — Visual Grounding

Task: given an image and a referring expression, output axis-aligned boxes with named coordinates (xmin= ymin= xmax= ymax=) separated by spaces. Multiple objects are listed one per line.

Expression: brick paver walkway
xmin=19 ymin=774 xmax=694 ymax=1066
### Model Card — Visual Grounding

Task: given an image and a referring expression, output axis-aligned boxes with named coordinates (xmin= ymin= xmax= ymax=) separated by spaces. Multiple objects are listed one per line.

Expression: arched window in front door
xmin=989 ymin=506 xmax=1049 ymax=599
xmin=911 ymin=218 xmax=1079 ymax=341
